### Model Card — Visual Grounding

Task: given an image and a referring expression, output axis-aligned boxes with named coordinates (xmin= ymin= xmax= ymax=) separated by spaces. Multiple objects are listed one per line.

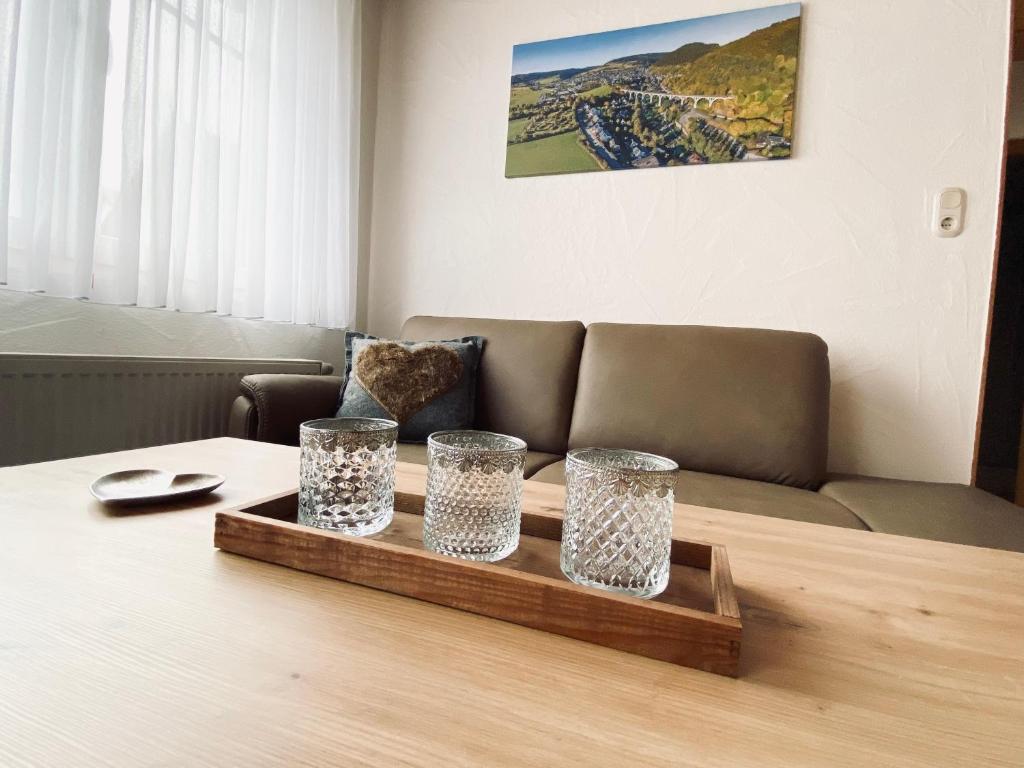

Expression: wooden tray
xmin=214 ymin=489 xmax=743 ymax=677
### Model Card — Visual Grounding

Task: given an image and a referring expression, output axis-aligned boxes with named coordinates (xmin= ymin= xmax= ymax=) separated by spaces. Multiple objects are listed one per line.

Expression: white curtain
xmin=0 ymin=0 xmax=359 ymax=329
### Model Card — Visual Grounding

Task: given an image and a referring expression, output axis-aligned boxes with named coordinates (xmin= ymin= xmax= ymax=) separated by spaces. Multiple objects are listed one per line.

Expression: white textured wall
xmin=367 ymin=0 xmax=1012 ymax=483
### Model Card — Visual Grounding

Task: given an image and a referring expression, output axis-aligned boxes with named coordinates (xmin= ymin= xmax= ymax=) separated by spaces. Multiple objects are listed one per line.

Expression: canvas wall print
xmin=505 ymin=3 xmax=801 ymax=178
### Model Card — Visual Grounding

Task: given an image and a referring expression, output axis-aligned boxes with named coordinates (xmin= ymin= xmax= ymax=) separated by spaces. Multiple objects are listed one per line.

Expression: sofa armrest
xmin=228 ymin=394 xmax=259 ymax=440
xmin=233 ymin=374 xmax=345 ymax=446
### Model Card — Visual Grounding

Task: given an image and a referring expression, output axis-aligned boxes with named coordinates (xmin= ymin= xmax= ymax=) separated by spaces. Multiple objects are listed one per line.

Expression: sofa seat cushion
xmin=820 ymin=475 xmax=1024 ymax=551
xmin=529 ymin=462 xmax=868 ymax=530
xmin=396 ymin=443 xmax=562 ymax=478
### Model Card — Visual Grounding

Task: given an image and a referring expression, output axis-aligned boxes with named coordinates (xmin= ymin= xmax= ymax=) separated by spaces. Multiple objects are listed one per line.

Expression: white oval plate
xmin=90 ymin=469 xmax=225 ymax=506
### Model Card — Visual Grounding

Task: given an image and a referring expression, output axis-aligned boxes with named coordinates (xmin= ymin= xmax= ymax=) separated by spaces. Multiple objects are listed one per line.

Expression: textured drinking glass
xmin=560 ymin=448 xmax=679 ymax=599
xmin=423 ymin=430 xmax=527 ymax=562
xmin=298 ymin=417 xmax=399 ymax=536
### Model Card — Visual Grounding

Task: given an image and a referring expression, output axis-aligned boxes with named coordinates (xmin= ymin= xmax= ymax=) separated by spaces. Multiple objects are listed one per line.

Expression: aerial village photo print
xmin=505 ymin=3 xmax=802 ymax=177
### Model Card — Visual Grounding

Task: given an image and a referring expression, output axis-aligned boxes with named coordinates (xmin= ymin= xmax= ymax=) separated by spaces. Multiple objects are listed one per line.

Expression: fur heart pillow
xmin=336 ymin=332 xmax=485 ymax=442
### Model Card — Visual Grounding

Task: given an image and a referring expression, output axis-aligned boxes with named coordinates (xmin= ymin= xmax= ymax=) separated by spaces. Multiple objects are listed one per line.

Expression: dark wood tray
xmin=214 ymin=489 xmax=742 ymax=676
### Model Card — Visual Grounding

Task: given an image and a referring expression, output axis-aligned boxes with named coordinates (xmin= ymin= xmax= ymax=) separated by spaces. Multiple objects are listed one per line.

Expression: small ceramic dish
xmin=90 ymin=469 xmax=225 ymax=506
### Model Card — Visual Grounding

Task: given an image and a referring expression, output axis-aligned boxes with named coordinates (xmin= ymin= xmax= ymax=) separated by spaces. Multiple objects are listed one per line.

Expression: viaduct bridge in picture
xmin=624 ymin=90 xmax=735 ymax=109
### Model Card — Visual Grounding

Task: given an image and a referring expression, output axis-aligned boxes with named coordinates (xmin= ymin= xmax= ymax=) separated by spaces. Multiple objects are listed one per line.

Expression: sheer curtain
xmin=0 ymin=0 xmax=359 ymax=328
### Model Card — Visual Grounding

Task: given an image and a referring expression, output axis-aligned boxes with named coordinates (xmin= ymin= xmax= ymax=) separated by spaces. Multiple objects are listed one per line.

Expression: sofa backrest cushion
xmin=400 ymin=316 xmax=586 ymax=455
xmin=568 ymin=323 xmax=830 ymax=490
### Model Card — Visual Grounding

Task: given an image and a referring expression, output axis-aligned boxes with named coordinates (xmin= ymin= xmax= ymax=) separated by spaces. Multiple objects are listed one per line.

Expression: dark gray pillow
xmin=336 ymin=331 xmax=485 ymax=442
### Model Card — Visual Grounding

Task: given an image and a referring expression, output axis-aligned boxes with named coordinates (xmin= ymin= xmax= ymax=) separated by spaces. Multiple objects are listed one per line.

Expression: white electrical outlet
xmin=933 ymin=188 xmax=965 ymax=237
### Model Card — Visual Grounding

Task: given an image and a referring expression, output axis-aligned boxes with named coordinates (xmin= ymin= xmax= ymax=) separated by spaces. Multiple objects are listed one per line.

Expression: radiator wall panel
xmin=0 ymin=355 xmax=326 ymax=466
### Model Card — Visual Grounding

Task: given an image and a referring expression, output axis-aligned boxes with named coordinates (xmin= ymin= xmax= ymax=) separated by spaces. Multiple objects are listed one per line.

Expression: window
xmin=0 ymin=0 xmax=359 ymax=328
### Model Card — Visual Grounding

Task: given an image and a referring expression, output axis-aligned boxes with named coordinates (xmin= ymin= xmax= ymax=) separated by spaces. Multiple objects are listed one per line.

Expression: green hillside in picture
xmin=654 ymin=42 xmax=719 ymax=67
xmin=653 ymin=17 xmax=800 ymax=133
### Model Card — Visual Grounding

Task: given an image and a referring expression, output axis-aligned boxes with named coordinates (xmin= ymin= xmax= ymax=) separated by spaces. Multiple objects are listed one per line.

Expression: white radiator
xmin=0 ymin=354 xmax=328 ymax=466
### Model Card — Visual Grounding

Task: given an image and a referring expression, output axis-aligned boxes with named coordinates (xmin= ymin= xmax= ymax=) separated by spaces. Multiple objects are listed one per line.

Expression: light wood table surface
xmin=1 ymin=437 xmax=1022 ymax=767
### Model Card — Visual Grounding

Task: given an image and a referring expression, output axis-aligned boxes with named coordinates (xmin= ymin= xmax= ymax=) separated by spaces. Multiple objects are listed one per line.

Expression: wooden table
xmin=1 ymin=438 xmax=1022 ymax=767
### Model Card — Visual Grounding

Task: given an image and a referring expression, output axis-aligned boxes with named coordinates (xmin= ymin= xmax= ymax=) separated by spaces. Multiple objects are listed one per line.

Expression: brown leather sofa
xmin=229 ymin=315 xmax=1024 ymax=552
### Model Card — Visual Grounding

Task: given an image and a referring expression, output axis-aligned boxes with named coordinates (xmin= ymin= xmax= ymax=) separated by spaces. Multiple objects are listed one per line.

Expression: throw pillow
xmin=336 ymin=331 xmax=485 ymax=442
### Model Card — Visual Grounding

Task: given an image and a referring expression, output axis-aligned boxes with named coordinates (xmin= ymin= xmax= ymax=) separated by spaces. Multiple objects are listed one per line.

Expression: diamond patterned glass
xmin=560 ymin=448 xmax=679 ymax=599
xmin=423 ymin=431 xmax=527 ymax=562
xmin=298 ymin=417 xmax=399 ymax=536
